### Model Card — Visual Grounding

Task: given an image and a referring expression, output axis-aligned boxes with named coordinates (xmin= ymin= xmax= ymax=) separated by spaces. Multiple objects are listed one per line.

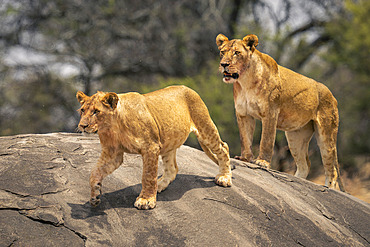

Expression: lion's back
xmin=144 ymin=85 xmax=203 ymax=114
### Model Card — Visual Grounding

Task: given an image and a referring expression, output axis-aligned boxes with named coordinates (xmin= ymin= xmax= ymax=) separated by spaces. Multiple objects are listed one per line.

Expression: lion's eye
xmin=80 ymin=108 xmax=85 ymax=114
xmin=93 ymin=109 xmax=100 ymax=115
xmin=220 ymin=51 xmax=225 ymax=57
xmin=234 ymin=51 xmax=241 ymax=56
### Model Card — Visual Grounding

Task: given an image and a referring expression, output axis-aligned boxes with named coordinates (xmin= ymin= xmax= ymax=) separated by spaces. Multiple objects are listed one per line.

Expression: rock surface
xmin=0 ymin=133 xmax=369 ymax=246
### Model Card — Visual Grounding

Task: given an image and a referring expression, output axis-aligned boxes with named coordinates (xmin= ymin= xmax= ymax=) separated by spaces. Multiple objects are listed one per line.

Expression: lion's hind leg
xmin=134 ymin=146 xmax=160 ymax=210
xmin=285 ymin=121 xmax=314 ymax=179
xmin=185 ymin=88 xmax=232 ymax=187
xmin=157 ymin=149 xmax=178 ymax=193
xmin=194 ymin=127 xmax=232 ymax=187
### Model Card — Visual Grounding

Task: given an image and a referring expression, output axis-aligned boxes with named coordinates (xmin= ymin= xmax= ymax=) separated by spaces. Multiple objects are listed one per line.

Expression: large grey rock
xmin=0 ymin=133 xmax=369 ymax=246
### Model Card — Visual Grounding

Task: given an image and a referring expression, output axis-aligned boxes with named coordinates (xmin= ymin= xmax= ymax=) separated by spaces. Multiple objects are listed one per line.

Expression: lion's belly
xmin=276 ymin=110 xmax=314 ymax=131
xmin=159 ymin=124 xmax=192 ymax=154
xmin=154 ymin=108 xmax=193 ymax=154
xmin=235 ymin=88 xmax=318 ymax=131
xmin=277 ymin=82 xmax=320 ymax=131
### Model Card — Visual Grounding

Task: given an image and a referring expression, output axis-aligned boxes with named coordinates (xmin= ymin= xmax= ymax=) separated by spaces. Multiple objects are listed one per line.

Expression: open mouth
xmin=223 ymin=72 xmax=239 ymax=79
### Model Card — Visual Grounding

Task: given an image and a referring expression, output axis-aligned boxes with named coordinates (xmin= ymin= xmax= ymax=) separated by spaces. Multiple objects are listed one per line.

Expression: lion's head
xmin=76 ymin=91 xmax=119 ymax=134
xmin=216 ymin=34 xmax=259 ymax=84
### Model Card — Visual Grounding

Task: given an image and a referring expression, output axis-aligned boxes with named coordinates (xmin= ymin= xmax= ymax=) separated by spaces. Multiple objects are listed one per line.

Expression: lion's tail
xmin=335 ymin=163 xmax=346 ymax=192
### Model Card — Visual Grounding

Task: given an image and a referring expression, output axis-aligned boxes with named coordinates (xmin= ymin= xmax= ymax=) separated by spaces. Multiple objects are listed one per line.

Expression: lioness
xmin=76 ymin=85 xmax=232 ymax=209
xmin=216 ymin=33 xmax=344 ymax=191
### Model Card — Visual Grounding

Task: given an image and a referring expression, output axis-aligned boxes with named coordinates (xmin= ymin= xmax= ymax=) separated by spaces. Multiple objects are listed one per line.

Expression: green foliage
xmin=324 ymin=0 xmax=370 ymax=168
xmin=0 ymin=73 xmax=78 ymax=136
xmin=326 ymin=0 xmax=370 ymax=76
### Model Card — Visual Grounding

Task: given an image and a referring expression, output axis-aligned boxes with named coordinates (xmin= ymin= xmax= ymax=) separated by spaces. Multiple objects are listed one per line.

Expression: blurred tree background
xmin=0 ymin=0 xmax=369 ymax=197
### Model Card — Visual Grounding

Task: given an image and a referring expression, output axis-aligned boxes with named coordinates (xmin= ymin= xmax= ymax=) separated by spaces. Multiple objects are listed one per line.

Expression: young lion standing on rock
xmin=216 ymin=33 xmax=344 ymax=191
xmin=76 ymin=85 xmax=232 ymax=210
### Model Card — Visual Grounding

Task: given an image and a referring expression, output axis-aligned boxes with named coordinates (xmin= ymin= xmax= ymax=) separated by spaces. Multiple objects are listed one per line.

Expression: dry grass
xmin=310 ymin=162 xmax=370 ymax=203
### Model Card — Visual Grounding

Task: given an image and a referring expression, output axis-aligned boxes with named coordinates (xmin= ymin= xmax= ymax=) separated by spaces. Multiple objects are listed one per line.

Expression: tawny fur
xmin=216 ymin=33 xmax=344 ymax=191
xmin=76 ymin=85 xmax=232 ymax=210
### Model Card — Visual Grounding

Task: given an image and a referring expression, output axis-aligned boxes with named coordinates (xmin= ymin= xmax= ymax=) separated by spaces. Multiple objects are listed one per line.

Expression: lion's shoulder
xmin=255 ymin=50 xmax=279 ymax=74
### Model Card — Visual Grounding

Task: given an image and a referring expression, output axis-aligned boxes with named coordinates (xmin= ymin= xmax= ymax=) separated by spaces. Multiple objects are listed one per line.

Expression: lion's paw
xmin=90 ymin=183 xmax=102 ymax=207
xmin=215 ymin=173 xmax=232 ymax=187
xmin=254 ymin=159 xmax=270 ymax=169
xmin=234 ymin=155 xmax=254 ymax=163
xmin=90 ymin=195 xmax=101 ymax=207
xmin=134 ymin=197 xmax=156 ymax=210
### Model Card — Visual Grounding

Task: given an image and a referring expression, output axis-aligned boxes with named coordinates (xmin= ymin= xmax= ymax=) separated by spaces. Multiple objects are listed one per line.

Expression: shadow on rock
xmin=69 ymin=174 xmax=217 ymax=219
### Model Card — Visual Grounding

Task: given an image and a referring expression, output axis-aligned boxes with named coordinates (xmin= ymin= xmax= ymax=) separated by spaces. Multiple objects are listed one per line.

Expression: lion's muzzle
xmin=221 ymin=63 xmax=239 ymax=81
xmin=221 ymin=65 xmax=239 ymax=83
xmin=78 ymin=123 xmax=88 ymax=131
xmin=78 ymin=121 xmax=98 ymax=134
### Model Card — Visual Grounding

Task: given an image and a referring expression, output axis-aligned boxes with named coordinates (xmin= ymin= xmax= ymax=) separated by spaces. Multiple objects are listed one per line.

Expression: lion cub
xmin=216 ymin=33 xmax=344 ymax=191
xmin=76 ymin=85 xmax=232 ymax=209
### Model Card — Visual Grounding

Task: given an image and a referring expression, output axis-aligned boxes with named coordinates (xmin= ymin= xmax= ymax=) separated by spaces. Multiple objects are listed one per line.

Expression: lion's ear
xmin=76 ymin=91 xmax=88 ymax=105
xmin=216 ymin=34 xmax=229 ymax=48
xmin=102 ymin=92 xmax=119 ymax=110
xmin=243 ymin=34 xmax=259 ymax=52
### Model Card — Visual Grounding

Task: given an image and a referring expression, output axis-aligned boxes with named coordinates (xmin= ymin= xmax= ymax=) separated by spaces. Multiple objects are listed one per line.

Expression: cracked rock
xmin=0 ymin=133 xmax=369 ymax=246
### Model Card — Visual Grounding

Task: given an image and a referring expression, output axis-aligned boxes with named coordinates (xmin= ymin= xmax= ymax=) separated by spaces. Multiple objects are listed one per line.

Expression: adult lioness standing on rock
xmin=216 ymin=33 xmax=344 ymax=191
xmin=76 ymin=85 xmax=232 ymax=210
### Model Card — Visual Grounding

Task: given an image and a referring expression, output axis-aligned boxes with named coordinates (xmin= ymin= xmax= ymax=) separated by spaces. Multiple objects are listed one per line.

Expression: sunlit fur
xmin=76 ymin=86 xmax=232 ymax=210
xmin=216 ymin=33 xmax=344 ymax=192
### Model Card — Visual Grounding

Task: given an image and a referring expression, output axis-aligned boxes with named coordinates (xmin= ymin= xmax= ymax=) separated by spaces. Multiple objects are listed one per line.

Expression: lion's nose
xmin=221 ymin=63 xmax=229 ymax=68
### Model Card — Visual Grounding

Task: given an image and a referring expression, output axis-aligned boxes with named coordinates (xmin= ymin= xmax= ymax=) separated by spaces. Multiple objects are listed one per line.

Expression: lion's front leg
xmin=90 ymin=148 xmax=124 ymax=207
xmin=235 ymin=113 xmax=255 ymax=162
xmin=90 ymin=171 xmax=102 ymax=207
xmin=134 ymin=146 xmax=160 ymax=210
xmin=256 ymin=114 xmax=278 ymax=169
